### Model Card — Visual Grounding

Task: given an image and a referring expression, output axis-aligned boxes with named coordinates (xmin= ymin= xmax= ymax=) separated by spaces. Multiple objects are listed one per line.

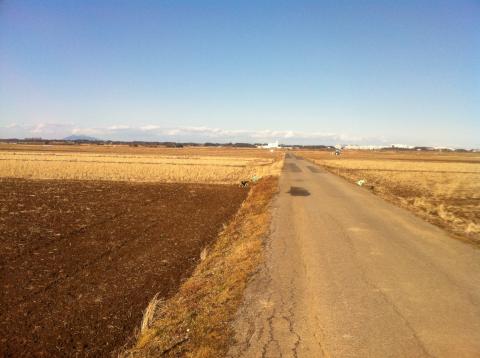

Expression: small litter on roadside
xmin=356 ymin=179 xmax=366 ymax=186
xmin=251 ymin=175 xmax=261 ymax=183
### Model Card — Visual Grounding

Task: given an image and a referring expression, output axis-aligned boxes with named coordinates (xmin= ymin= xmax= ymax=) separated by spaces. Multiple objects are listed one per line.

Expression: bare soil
xmin=0 ymin=179 xmax=247 ymax=357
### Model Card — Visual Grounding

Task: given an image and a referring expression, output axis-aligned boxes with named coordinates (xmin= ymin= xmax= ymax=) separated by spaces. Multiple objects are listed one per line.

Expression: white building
xmin=343 ymin=144 xmax=387 ymax=150
xmin=259 ymin=140 xmax=279 ymax=149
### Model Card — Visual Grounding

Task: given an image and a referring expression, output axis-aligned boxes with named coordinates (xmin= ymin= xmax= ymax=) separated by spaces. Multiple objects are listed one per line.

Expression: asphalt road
xmin=228 ymin=154 xmax=480 ymax=358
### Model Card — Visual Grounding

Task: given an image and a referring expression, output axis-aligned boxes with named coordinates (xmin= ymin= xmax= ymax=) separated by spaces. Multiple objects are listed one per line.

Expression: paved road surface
xmin=228 ymin=154 xmax=480 ymax=357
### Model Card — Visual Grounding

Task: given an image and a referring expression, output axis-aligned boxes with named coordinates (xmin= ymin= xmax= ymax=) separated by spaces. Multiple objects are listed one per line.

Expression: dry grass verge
xmin=121 ymin=176 xmax=278 ymax=357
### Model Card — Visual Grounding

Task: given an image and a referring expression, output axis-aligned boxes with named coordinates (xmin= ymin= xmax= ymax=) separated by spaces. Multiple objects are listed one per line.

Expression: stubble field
xmin=297 ymin=150 xmax=480 ymax=244
xmin=0 ymin=144 xmax=283 ymax=356
xmin=0 ymin=144 xmax=283 ymax=184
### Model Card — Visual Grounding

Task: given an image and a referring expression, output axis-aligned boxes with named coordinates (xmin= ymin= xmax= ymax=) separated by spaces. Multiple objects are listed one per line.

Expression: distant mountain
xmin=63 ymin=135 xmax=100 ymax=141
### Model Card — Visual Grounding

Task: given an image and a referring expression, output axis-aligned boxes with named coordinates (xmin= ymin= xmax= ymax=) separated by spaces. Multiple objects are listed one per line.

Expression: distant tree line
xmin=0 ymin=138 xmax=476 ymax=152
xmin=0 ymin=138 xmax=256 ymax=148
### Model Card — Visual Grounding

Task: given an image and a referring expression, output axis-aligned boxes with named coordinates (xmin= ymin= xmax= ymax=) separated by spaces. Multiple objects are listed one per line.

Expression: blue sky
xmin=0 ymin=0 xmax=478 ymax=147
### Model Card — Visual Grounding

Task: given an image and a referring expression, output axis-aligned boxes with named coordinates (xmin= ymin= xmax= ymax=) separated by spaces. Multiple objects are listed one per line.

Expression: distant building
xmin=391 ymin=144 xmax=415 ymax=149
xmin=258 ymin=140 xmax=280 ymax=149
xmin=343 ymin=145 xmax=386 ymax=150
xmin=342 ymin=144 xmax=415 ymax=150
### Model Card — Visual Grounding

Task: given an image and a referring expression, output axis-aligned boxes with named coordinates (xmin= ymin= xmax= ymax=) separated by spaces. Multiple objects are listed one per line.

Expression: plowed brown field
xmin=0 ymin=179 xmax=248 ymax=357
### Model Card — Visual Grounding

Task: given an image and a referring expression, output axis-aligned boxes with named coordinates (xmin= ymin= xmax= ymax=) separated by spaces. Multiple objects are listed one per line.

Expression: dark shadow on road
xmin=288 ymin=186 xmax=310 ymax=196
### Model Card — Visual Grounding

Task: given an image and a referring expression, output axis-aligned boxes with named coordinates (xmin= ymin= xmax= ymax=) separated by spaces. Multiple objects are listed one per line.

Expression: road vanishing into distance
xmin=228 ymin=154 xmax=480 ymax=358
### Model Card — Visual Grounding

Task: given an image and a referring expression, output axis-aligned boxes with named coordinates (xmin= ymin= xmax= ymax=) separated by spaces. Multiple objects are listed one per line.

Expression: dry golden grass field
xmin=297 ymin=150 xmax=480 ymax=244
xmin=0 ymin=143 xmax=282 ymax=157
xmin=0 ymin=144 xmax=283 ymax=184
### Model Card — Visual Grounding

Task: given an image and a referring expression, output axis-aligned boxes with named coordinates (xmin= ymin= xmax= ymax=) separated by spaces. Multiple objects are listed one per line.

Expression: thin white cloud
xmin=107 ymin=124 xmax=131 ymax=130
xmin=0 ymin=122 xmax=377 ymax=144
xmin=139 ymin=125 xmax=161 ymax=131
xmin=28 ymin=122 xmax=74 ymax=135
xmin=72 ymin=127 xmax=103 ymax=135
xmin=1 ymin=122 xmax=476 ymax=148
xmin=4 ymin=123 xmax=20 ymax=129
xmin=30 ymin=123 xmax=46 ymax=134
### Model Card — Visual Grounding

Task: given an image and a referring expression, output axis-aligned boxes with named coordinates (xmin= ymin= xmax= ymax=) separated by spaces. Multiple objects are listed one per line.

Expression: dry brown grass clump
xmin=0 ymin=150 xmax=284 ymax=184
xmin=297 ymin=150 xmax=480 ymax=244
xmin=120 ymin=177 xmax=278 ymax=357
